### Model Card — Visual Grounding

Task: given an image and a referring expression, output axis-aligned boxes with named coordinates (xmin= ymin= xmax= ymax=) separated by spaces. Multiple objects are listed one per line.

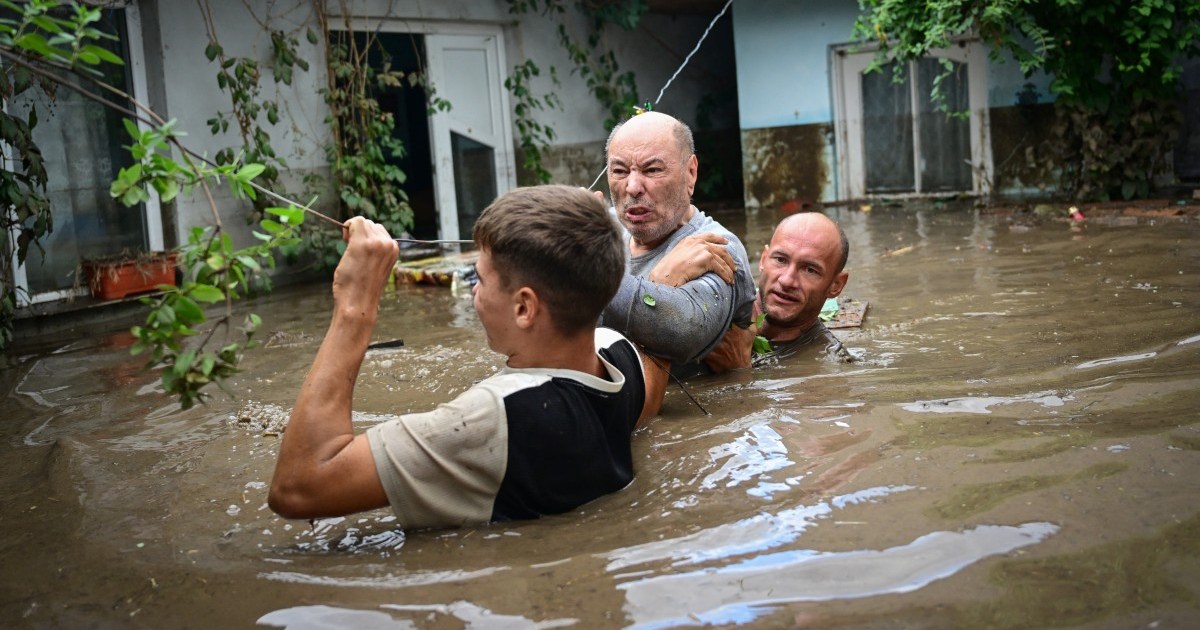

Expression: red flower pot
xmin=83 ymin=253 xmax=178 ymax=301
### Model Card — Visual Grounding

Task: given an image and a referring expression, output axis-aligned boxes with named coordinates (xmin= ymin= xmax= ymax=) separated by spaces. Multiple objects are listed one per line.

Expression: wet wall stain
xmin=515 ymin=140 xmax=609 ymax=192
xmin=990 ymin=103 xmax=1057 ymax=195
xmin=741 ymin=123 xmax=831 ymax=210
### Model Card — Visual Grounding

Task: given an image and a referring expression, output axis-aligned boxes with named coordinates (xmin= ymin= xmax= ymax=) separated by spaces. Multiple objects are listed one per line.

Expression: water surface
xmin=2 ymin=206 xmax=1198 ymax=628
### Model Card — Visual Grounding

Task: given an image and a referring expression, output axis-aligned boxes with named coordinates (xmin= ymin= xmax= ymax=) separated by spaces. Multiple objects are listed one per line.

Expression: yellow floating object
xmin=393 ymin=251 xmax=479 ymax=287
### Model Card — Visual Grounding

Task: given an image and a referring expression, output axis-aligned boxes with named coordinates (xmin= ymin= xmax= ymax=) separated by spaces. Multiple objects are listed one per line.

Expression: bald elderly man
xmin=696 ymin=211 xmax=852 ymax=371
xmin=597 ymin=111 xmax=757 ymax=374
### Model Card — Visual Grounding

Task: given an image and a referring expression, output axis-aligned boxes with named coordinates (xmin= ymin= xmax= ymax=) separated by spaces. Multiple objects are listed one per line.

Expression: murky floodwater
xmin=2 ymin=205 xmax=1199 ymax=629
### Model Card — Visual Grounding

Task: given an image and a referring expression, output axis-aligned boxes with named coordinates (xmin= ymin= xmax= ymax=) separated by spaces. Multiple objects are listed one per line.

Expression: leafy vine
xmin=1 ymin=0 xmax=304 ymax=408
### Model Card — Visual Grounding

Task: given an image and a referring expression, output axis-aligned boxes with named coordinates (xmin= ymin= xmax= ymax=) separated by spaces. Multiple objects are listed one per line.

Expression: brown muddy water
xmin=2 ymin=205 xmax=1199 ymax=629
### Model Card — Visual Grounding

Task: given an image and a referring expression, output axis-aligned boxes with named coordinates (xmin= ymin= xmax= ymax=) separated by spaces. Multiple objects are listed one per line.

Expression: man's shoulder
xmin=690 ymin=208 xmax=750 ymax=259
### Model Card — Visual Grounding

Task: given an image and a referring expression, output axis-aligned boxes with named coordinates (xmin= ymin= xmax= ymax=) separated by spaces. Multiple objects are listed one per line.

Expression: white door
xmin=833 ymin=43 xmax=992 ymax=199
xmin=425 ymin=33 xmax=516 ymax=241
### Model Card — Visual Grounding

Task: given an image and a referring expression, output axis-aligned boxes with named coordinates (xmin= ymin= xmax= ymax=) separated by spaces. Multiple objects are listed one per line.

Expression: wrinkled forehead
xmin=610 ymin=122 xmax=684 ymax=159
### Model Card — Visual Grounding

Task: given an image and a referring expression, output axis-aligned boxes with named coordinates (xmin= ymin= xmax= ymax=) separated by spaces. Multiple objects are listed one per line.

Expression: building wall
xmin=509 ymin=9 xmax=740 ymax=191
xmin=140 ymin=0 xmax=730 ymax=248
xmin=731 ymin=0 xmax=1059 ymax=207
xmin=141 ymin=0 xmax=331 ymax=251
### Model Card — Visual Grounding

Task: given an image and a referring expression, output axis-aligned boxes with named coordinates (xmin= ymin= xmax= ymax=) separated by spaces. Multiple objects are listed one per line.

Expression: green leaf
xmin=200 ymin=353 xmax=216 ymax=376
xmin=172 ymin=295 xmax=204 ymax=323
xmin=266 ymin=205 xmax=304 ymax=225
xmin=642 ymin=293 xmax=656 ymax=307
xmin=15 ymin=33 xmax=61 ymax=60
xmin=173 ymin=349 xmax=196 ymax=377
xmin=154 ymin=305 xmax=176 ymax=326
xmin=236 ymin=163 xmax=266 ymax=181
xmin=82 ymin=44 xmax=123 ymax=66
xmin=188 ymin=284 xmax=225 ymax=303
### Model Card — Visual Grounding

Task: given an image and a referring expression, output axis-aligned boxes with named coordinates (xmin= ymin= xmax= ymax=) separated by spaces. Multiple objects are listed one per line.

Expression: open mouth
xmin=624 ymin=206 xmax=652 ymax=223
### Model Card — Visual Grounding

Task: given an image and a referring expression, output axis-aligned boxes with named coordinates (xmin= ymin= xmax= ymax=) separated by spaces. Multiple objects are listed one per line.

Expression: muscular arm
xmin=268 ymin=218 xmax=397 ymax=519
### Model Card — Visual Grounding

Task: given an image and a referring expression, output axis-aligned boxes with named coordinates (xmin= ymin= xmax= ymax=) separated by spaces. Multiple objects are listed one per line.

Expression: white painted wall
xmin=139 ymin=0 xmax=726 ymax=248
xmin=144 ymin=0 xmax=330 ymax=248
xmin=733 ymin=0 xmax=860 ymax=129
xmin=733 ymin=0 xmax=1058 ymax=128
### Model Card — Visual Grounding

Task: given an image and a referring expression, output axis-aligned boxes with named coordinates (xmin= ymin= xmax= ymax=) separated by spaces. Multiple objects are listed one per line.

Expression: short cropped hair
xmin=473 ymin=185 xmax=625 ymax=335
xmin=836 ymin=224 xmax=850 ymax=274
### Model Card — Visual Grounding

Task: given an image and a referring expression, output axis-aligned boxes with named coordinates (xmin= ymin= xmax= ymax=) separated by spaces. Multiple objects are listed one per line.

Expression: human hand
xmin=648 ymin=233 xmax=735 ymax=287
xmin=333 ymin=217 xmax=399 ymax=316
xmin=703 ymin=320 xmax=756 ymax=374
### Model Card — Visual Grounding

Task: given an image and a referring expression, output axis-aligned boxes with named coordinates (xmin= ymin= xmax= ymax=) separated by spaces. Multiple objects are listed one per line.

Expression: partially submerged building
xmin=6 ymin=0 xmax=1197 ymax=318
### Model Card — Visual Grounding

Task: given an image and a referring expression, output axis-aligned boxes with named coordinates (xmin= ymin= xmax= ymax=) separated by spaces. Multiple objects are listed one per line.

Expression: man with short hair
xmin=599 ymin=111 xmax=756 ymax=373
xmin=269 ymin=185 xmax=668 ymax=529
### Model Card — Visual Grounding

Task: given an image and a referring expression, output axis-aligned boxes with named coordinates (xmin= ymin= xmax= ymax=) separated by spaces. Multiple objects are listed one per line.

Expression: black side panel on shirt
xmin=491 ymin=338 xmax=645 ymax=521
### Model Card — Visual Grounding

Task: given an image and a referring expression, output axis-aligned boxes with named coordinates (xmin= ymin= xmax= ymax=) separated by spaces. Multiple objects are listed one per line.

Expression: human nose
xmin=777 ymin=264 xmax=801 ymax=288
xmin=625 ymin=170 xmax=646 ymax=196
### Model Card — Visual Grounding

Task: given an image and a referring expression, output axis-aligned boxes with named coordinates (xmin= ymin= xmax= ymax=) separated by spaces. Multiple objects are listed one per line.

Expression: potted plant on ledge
xmin=81 ymin=250 xmax=179 ymax=301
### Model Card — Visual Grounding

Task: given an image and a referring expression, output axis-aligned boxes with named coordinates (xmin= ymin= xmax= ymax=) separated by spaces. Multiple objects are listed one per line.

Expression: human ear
xmin=827 ymin=271 xmax=849 ymax=298
xmin=513 ymin=287 xmax=540 ymax=330
xmin=686 ymin=154 xmax=698 ymax=195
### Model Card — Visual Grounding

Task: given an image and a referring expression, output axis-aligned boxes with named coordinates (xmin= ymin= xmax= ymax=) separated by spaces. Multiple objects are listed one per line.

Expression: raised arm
xmin=649 ymin=233 xmax=755 ymax=373
xmin=268 ymin=217 xmax=397 ymax=519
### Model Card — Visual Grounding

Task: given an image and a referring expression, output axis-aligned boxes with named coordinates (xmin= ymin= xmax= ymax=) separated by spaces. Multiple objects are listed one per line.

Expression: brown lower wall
xmin=740 ymin=123 xmax=832 ymax=210
xmin=989 ymin=102 xmax=1058 ymax=196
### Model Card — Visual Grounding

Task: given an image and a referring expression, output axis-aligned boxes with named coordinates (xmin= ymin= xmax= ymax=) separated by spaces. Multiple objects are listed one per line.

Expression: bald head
xmin=605 ymin=111 xmax=695 ymax=161
xmin=756 ymin=211 xmax=850 ymax=339
xmin=773 ymin=212 xmax=849 ymax=274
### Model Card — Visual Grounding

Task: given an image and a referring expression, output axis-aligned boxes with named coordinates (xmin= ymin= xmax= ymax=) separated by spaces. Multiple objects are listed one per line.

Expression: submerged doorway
xmin=344 ymin=25 xmax=516 ymax=242
xmin=352 ymin=31 xmax=438 ymax=239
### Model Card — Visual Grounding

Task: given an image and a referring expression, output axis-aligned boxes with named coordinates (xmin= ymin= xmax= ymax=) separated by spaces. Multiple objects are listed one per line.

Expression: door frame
xmin=331 ymin=19 xmax=517 ymax=241
xmin=831 ymin=40 xmax=993 ymax=200
xmin=4 ymin=4 xmax=162 ymax=306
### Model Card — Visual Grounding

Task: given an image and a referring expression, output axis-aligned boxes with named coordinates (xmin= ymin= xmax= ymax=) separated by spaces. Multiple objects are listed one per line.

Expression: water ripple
xmin=258 ymin=601 xmax=575 ymax=629
xmin=902 ymin=391 xmax=1070 ymax=414
xmin=620 ymin=521 xmax=1060 ymax=629
xmin=1075 ymin=352 xmax=1157 ymax=370
xmin=605 ymin=485 xmax=916 ymax=572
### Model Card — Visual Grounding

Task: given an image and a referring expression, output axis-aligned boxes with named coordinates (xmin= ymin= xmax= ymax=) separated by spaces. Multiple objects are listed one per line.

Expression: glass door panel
xmin=862 ymin=62 xmax=915 ymax=193
xmin=917 ymin=58 xmax=972 ymax=192
xmin=8 ymin=8 xmax=147 ymax=297
xmin=450 ymin=132 xmax=497 ymax=240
